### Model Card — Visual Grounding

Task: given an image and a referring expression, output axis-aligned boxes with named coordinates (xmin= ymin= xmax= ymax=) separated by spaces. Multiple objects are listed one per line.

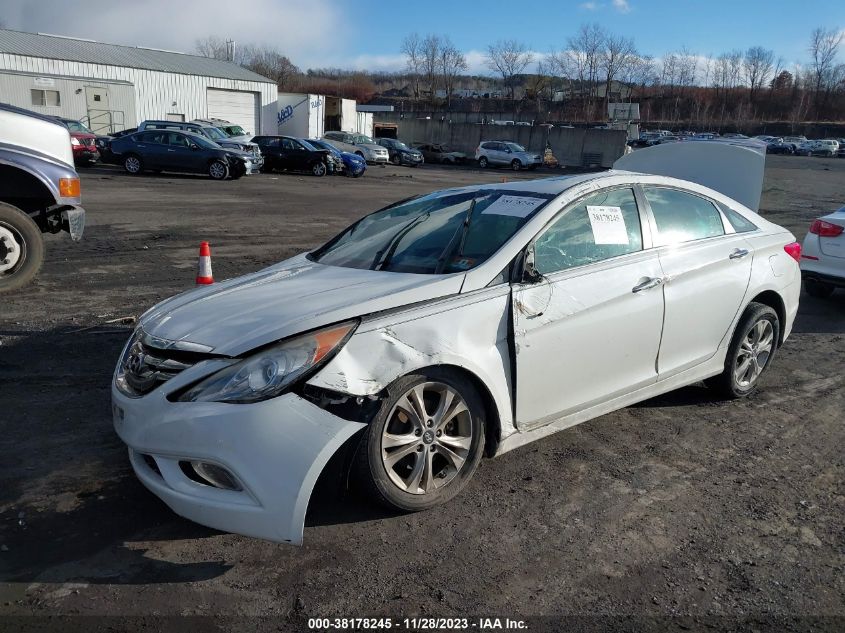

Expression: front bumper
xmin=112 ymin=382 xmax=365 ymax=544
xmin=73 ymin=148 xmax=100 ymax=162
xmin=399 ymin=153 xmax=424 ymax=165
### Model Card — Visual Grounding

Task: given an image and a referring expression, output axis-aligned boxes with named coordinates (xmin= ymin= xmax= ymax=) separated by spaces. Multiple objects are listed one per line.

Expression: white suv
xmin=800 ymin=206 xmax=845 ymax=297
xmin=475 ymin=141 xmax=542 ymax=170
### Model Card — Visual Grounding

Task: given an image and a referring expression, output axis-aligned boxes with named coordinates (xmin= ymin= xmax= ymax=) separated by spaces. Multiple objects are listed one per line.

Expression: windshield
xmin=311 ymin=189 xmax=553 ymax=274
xmin=392 ymin=140 xmax=409 ymax=149
xmin=311 ymin=140 xmax=339 ymax=155
xmin=203 ymin=127 xmax=228 ymax=140
xmin=188 ymin=134 xmax=219 ymax=149
xmin=299 ymin=139 xmax=318 ymax=151
xmin=65 ymin=121 xmax=93 ymax=134
xmin=227 ymin=125 xmax=246 ymax=136
xmin=352 ymin=134 xmax=376 ymax=144
xmin=505 ymin=142 xmax=526 ymax=152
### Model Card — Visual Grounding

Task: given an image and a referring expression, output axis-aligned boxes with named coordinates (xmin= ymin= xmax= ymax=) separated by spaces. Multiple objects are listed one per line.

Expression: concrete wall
xmin=389 ymin=119 xmax=627 ymax=168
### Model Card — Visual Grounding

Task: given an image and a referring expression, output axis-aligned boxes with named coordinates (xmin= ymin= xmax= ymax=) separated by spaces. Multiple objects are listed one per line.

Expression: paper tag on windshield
xmin=587 ymin=205 xmax=629 ymax=244
xmin=481 ymin=195 xmax=546 ymax=218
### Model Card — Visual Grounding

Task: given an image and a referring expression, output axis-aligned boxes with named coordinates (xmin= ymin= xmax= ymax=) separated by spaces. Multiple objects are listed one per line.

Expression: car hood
xmin=138 ymin=254 xmax=465 ymax=356
xmin=360 ymin=143 xmax=386 ymax=152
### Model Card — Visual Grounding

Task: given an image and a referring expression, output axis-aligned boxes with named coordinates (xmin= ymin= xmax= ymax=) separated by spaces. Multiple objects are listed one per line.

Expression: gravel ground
xmin=1 ymin=156 xmax=843 ymax=632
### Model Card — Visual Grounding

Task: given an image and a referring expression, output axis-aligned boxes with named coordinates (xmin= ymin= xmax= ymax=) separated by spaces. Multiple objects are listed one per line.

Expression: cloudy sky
xmin=2 ymin=0 xmax=843 ymax=74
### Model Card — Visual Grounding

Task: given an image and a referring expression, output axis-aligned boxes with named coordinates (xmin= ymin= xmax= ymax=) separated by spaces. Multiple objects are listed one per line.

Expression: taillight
xmin=783 ymin=242 xmax=801 ymax=262
xmin=809 ymin=219 xmax=845 ymax=237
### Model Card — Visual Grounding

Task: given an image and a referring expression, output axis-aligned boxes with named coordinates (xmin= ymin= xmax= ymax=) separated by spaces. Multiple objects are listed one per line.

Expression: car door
xmin=640 ymin=186 xmax=754 ymax=378
xmin=137 ymin=131 xmax=166 ymax=168
xmin=162 ymin=132 xmax=195 ymax=171
xmin=489 ymin=142 xmax=507 ymax=165
xmin=255 ymin=137 xmax=281 ymax=169
xmin=512 ymin=186 xmax=665 ymax=428
xmin=279 ymin=138 xmax=300 ymax=169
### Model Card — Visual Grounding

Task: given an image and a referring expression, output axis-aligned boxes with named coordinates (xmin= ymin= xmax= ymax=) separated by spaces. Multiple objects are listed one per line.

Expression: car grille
xmin=81 ymin=138 xmax=95 ymax=147
xmin=120 ymin=332 xmax=215 ymax=397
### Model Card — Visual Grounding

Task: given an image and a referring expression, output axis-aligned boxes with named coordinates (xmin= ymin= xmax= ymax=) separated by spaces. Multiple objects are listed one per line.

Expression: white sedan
xmin=112 ymin=141 xmax=801 ymax=544
xmin=800 ymin=206 xmax=845 ymax=298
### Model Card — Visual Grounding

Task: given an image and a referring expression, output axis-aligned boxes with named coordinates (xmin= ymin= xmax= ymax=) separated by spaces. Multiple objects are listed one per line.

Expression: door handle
xmin=167 ymin=149 xmax=175 ymax=152
xmin=729 ymin=248 xmax=750 ymax=260
xmin=632 ymin=277 xmax=664 ymax=293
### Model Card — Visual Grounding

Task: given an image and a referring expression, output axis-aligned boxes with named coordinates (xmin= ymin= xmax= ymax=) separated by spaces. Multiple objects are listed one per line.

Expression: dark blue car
xmin=308 ymin=139 xmax=367 ymax=177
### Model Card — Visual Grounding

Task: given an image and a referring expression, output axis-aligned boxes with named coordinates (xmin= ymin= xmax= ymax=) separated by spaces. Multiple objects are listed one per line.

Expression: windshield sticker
xmin=587 ymin=205 xmax=629 ymax=244
xmin=481 ymin=195 xmax=547 ymax=218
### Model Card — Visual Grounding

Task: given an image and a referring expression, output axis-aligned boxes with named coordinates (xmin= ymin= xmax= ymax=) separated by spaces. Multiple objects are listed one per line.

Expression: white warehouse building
xmin=0 ymin=29 xmax=278 ymax=136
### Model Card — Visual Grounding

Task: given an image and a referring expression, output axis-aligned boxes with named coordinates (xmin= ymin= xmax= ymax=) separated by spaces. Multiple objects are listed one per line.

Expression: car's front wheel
xmin=311 ymin=161 xmax=327 ymax=177
xmin=356 ymin=371 xmax=485 ymax=511
xmin=478 ymin=156 xmax=488 ymax=168
xmin=208 ymin=160 xmax=229 ymax=180
xmin=706 ymin=302 xmax=779 ymax=398
xmin=511 ymin=159 xmax=523 ymax=171
xmin=123 ymin=154 xmax=143 ymax=175
xmin=0 ymin=202 xmax=45 ymax=294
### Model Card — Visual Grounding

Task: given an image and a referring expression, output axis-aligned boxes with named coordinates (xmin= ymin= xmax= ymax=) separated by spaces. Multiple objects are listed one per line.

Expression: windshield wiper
xmin=370 ymin=212 xmax=431 ymax=271
xmin=435 ymin=199 xmax=477 ymax=274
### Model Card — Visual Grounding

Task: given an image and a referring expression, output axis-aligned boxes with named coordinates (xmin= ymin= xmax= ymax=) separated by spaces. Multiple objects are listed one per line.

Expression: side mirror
xmin=190 ymin=144 xmax=199 ymax=150
xmin=522 ymin=246 xmax=543 ymax=284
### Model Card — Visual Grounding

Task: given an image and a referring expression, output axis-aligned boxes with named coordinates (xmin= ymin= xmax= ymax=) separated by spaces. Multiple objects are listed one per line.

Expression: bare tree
xmin=568 ymin=23 xmax=605 ymax=106
xmin=743 ymin=46 xmax=775 ymax=100
xmin=486 ymin=39 xmax=535 ymax=102
xmin=808 ymin=27 xmax=844 ymax=111
xmin=600 ymin=33 xmax=638 ymax=109
xmin=240 ymin=46 xmax=300 ymax=89
xmin=439 ymin=37 xmax=467 ymax=108
xmin=421 ymin=34 xmax=442 ymax=100
xmin=401 ymin=33 xmax=423 ymax=99
xmin=195 ymin=36 xmax=231 ymax=61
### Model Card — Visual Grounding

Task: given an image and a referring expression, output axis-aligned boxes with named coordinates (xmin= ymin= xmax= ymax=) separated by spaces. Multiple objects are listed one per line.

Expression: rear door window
xmin=643 ymin=187 xmax=725 ymax=246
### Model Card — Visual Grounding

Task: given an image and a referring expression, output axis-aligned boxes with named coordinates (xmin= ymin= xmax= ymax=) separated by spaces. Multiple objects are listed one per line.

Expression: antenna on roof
xmin=37 ymin=32 xmax=96 ymax=42
xmin=226 ymin=39 xmax=235 ymax=62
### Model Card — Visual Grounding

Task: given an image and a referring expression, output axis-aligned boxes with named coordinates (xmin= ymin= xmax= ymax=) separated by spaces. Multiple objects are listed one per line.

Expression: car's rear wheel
xmin=311 ymin=161 xmax=327 ymax=177
xmin=0 ymin=202 xmax=45 ymax=294
xmin=208 ymin=160 xmax=228 ymax=180
xmin=391 ymin=154 xmax=401 ymax=165
xmin=511 ymin=159 xmax=522 ymax=171
xmin=123 ymin=154 xmax=142 ymax=175
xmin=478 ymin=156 xmax=488 ymax=168
xmin=805 ymin=278 xmax=835 ymax=298
xmin=706 ymin=302 xmax=779 ymax=398
xmin=356 ymin=371 xmax=485 ymax=512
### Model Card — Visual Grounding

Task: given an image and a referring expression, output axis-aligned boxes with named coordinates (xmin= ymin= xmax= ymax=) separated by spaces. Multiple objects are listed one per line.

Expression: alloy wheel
xmin=209 ymin=161 xmax=227 ymax=180
xmin=0 ymin=222 xmax=25 ymax=275
xmin=125 ymin=156 xmax=140 ymax=173
xmin=381 ymin=382 xmax=473 ymax=495
xmin=734 ymin=319 xmax=774 ymax=388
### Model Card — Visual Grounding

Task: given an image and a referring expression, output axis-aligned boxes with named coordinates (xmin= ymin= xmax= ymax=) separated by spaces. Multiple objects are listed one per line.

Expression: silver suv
xmin=475 ymin=141 xmax=541 ymax=170
xmin=138 ymin=120 xmax=263 ymax=168
xmin=323 ymin=131 xmax=389 ymax=164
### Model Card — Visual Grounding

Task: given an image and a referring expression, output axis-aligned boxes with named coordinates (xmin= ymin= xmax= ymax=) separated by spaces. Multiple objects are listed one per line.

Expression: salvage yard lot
xmin=1 ymin=157 xmax=843 ymax=628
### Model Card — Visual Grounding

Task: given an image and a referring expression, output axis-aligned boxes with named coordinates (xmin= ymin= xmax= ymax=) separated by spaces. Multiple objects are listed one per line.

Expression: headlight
xmin=71 ymin=137 xmax=81 ymax=146
xmin=178 ymin=321 xmax=357 ymax=403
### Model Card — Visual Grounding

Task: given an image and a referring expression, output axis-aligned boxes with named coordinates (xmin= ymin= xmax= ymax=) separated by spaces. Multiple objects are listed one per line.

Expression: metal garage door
xmin=207 ymin=88 xmax=259 ymax=136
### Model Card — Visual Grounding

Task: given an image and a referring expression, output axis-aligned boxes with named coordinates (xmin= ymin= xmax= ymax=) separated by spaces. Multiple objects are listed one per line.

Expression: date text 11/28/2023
xmin=307 ymin=617 xmax=528 ymax=630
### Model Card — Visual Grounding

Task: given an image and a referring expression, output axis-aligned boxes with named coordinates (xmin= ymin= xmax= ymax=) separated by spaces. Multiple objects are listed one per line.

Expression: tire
xmin=311 ymin=162 xmax=327 ymax=177
xmin=478 ymin=156 xmax=488 ymax=168
xmin=705 ymin=302 xmax=780 ymax=399
xmin=0 ymin=202 xmax=45 ymax=294
xmin=355 ymin=370 xmax=486 ymax=512
xmin=805 ymin=278 xmax=835 ymax=298
xmin=123 ymin=154 xmax=143 ymax=175
xmin=511 ymin=159 xmax=522 ymax=171
xmin=391 ymin=154 xmax=401 ymax=166
xmin=208 ymin=160 xmax=228 ymax=180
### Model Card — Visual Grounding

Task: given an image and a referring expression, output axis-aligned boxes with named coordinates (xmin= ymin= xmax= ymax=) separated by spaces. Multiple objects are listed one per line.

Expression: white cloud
xmin=580 ymin=1 xmax=600 ymax=10
xmin=2 ymin=0 xmax=349 ymax=67
xmin=612 ymin=0 xmax=631 ymax=13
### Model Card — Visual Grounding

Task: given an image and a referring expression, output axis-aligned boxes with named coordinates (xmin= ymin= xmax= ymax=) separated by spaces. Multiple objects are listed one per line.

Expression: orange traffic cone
xmin=196 ymin=241 xmax=214 ymax=285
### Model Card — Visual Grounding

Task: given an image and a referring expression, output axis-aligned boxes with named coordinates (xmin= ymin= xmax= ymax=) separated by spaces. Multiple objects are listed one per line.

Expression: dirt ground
xmin=1 ymin=156 xmax=843 ymax=632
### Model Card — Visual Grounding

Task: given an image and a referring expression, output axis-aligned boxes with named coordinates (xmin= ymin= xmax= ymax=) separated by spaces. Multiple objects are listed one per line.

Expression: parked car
xmin=837 ymin=139 xmax=845 ymax=158
xmin=766 ymin=138 xmax=795 ymax=154
xmin=475 ymin=141 xmax=542 ymax=170
xmin=693 ymin=133 xmax=718 ymax=140
xmin=251 ymin=136 xmax=334 ymax=177
xmin=800 ymin=206 xmax=845 ymax=297
xmin=138 ymin=120 xmax=263 ymax=170
xmin=54 ymin=117 xmax=100 ymax=166
xmin=110 ymin=141 xmax=800 ymax=545
xmin=414 ymin=143 xmax=467 ymax=164
xmin=375 ymin=138 xmax=424 ymax=166
xmin=722 ymin=133 xmax=749 ymax=139
xmin=0 ymin=104 xmax=85 ymax=292
xmin=655 ymin=135 xmax=682 ymax=144
xmin=307 ymin=139 xmax=367 ymax=177
xmin=109 ymin=130 xmax=256 ymax=179
xmin=322 ymin=131 xmax=389 ymax=164
xmin=782 ymin=136 xmax=807 ymax=151
xmin=794 ymin=140 xmax=838 ymax=157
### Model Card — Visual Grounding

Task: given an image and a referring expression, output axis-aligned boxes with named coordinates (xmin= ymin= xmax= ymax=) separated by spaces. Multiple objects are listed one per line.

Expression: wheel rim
xmin=0 ymin=222 xmax=25 ymax=274
xmin=479 ymin=158 xmax=487 ymax=167
xmin=381 ymin=381 xmax=473 ymax=495
xmin=210 ymin=162 xmax=226 ymax=179
xmin=512 ymin=160 xmax=521 ymax=171
xmin=313 ymin=163 xmax=326 ymax=176
xmin=734 ymin=319 xmax=775 ymax=388
xmin=125 ymin=157 xmax=140 ymax=173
